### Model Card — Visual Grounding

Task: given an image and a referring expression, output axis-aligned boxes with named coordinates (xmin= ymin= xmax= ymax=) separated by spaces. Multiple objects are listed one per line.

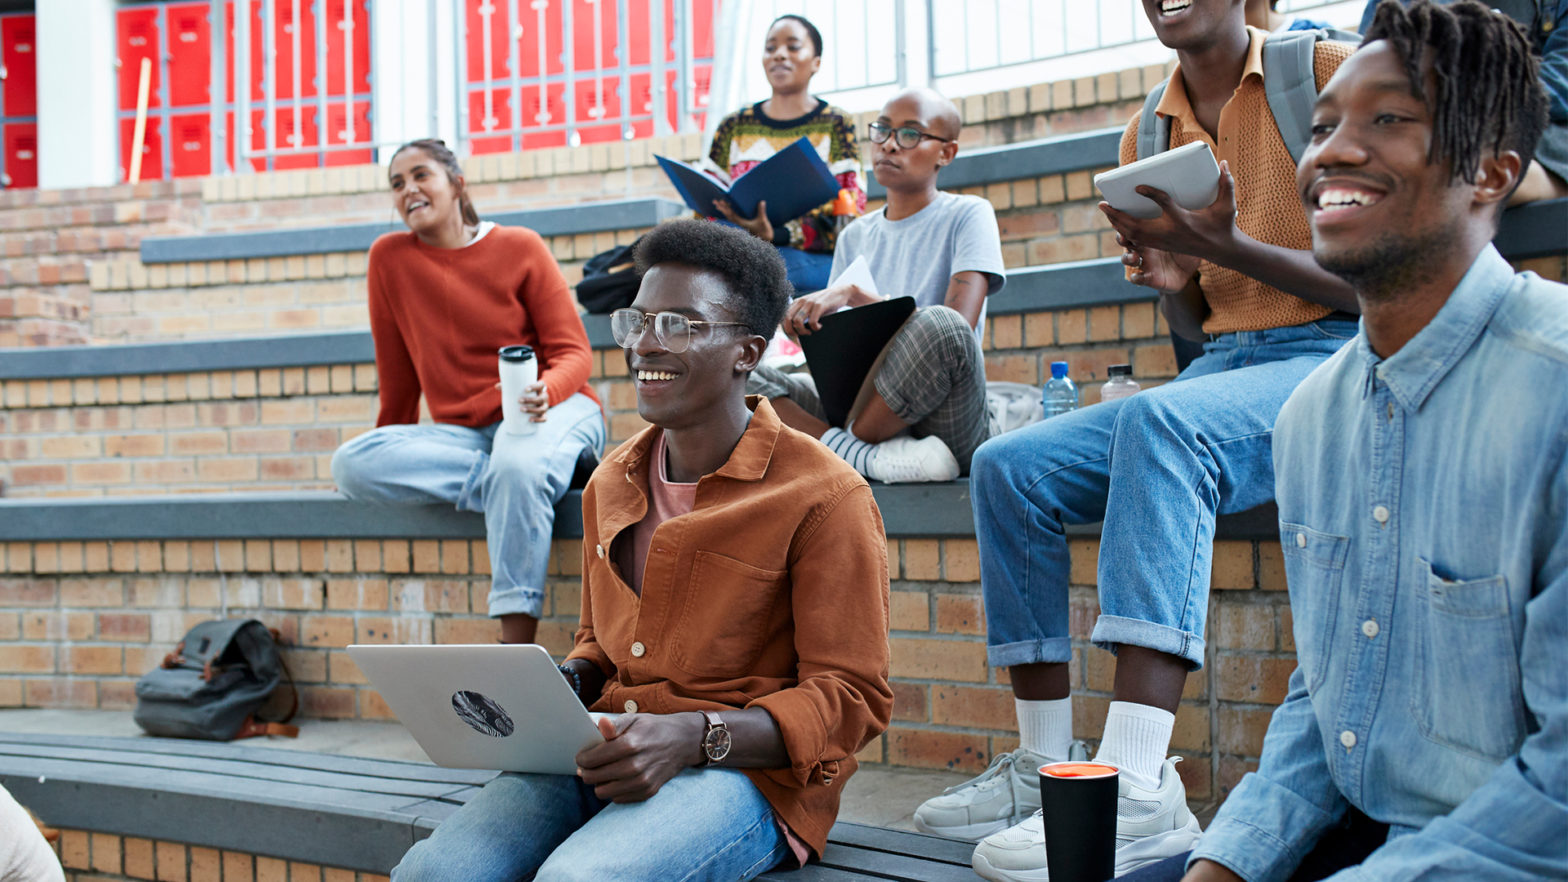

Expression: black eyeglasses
xmin=867 ymin=122 xmax=954 ymax=149
xmin=610 ymin=309 xmax=748 ymax=353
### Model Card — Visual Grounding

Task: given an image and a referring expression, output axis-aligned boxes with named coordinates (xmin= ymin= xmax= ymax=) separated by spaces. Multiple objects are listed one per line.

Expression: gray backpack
xmin=1136 ymin=28 xmax=1363 ymax=163
xmin=133 ymin=618 xmax=299 ymax=740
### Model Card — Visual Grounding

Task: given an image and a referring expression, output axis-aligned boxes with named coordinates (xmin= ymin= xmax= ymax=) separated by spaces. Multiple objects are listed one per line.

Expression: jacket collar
xmin=1356 ymin=244 xmax=1516 ymax=412
xmin=611 ymin=395 xmax=782 ymax=484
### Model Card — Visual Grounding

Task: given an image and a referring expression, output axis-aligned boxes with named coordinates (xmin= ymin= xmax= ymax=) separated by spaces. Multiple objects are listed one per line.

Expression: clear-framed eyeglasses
xmin=609 ymin=309 xmax=749 ymax=353
xmin=867 ymin=121 xmax=955 ymax=149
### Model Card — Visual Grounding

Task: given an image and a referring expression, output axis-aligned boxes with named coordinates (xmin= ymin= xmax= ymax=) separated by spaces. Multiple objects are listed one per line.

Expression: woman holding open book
xmin=704 ymin=14 xmax=865 ymax=295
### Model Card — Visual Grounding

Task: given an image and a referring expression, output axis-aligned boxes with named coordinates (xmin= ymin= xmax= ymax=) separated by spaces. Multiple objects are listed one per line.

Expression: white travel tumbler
xmin=498 ymin=345 xmax=539 ymax=435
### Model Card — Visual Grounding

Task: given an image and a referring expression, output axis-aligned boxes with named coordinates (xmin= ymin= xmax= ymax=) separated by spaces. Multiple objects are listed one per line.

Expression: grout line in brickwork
xmin=1204 ymin=615 xmax=1221 ymax=819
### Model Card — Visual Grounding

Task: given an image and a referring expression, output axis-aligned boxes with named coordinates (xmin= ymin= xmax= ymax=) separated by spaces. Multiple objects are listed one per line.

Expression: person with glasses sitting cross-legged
xmin=391 ymin=219 xmax=893 ymax=882
xmin=749 ymin=87 xmax=1006 ymax=484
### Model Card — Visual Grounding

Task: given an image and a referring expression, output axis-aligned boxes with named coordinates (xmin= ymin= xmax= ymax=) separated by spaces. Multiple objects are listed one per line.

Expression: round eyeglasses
xmin=610 ymin=309 xmax=749 ymax=353
xmin=867 ymin=122 xmax=955 ymax=149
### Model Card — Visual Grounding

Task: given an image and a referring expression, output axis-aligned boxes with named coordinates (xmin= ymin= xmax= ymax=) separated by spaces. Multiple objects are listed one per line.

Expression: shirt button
xmin=595 ymin=544 xmax=605 ymax=558
xmin=1361 ymin=619 xmax=1379 ymax=639
xmin=1340 ymin=730 xmax=1357 ymax=749
xmin=1296 ymin=532 xmax=1307 ymax=548
xmin=1372 ymin=505 xmax=1390 ymax=524
xmin=630 ymin=641 xmax=646 ymax=657
xmin=1386 ymin=402 xmax=1394 ymax=420
xmin=623 ymin=699 xmax=638 ymax=713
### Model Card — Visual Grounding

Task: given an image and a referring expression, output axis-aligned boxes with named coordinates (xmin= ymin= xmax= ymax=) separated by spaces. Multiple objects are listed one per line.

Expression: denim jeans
xmin=391 ymin=768 xmax=788 ymax=882
xmin=330 ymin=393 xmax=605 ymax=618
xmin=776 ymin=245 xmax=834 ymax=296
xmin=973 ymin=319 xmax=1357 ymax=669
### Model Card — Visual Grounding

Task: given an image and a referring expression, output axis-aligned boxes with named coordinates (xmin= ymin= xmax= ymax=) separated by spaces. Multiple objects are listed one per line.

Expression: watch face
xmin=703 ymin=725 xmax=732 ymax=762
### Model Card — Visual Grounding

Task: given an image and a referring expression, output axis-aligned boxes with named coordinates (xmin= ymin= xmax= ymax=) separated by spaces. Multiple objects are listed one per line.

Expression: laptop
xmin=346 ymin=643 xmax=604 ymax=775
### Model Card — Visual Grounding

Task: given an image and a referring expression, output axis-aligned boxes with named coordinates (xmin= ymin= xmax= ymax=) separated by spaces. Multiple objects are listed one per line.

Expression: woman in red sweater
xmin=330 ymin=139 xmax=605 ymax=645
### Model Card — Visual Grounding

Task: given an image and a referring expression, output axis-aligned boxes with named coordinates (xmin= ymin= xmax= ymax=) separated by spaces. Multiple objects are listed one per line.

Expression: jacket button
xmin=1361 ymin=619 xmax=1379 ymax=639
xmin=596 ymin=544 xmax=605 ymax=558
xmin=1340 ymin=730 xmax=1357 ymax=749
xmin=1372 ymin=505 xmax=1390 ymax=524
xmin=630 ymin=641 xmax=646 ymax=658
xmin=623 ymin=699 xmax=639 ymax=713
xmin=1295 ymin=532 xmax=1307 ymax=548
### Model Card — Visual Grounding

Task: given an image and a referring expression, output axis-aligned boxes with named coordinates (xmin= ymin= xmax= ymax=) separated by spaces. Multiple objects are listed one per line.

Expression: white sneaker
xmin=971 ymin=757 xmax=1202 ymax=882
xmin=867 ymin=434 xmax=960 ymax=483
xmin=912 ymin=742 xmax=1088 ymax=841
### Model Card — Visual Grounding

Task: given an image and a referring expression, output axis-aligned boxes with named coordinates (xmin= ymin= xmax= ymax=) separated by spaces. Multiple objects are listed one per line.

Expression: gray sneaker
xmin=912 ymin=741 xmax=1089 ymax=841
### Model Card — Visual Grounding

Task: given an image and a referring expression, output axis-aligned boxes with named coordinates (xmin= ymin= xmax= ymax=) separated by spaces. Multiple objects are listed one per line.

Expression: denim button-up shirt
xmin=1193 ymin=246 xmax=1568 ymax=880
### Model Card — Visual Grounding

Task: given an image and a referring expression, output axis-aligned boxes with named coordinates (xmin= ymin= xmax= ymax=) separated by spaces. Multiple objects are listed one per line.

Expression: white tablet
xmin=347 ymin=643 xmax=605 ymax=774
xmin=1094 ymin=141 xmax=1221 ymax=220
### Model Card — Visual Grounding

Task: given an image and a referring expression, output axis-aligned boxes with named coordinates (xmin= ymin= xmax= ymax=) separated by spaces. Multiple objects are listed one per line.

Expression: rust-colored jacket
xmin=566 ymin=397 xmax=893 ymax=857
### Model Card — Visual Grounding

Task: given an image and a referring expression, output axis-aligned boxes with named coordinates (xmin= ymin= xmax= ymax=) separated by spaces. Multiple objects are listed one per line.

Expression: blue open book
xmin=656 ymin=136 xmax=840 ymax=229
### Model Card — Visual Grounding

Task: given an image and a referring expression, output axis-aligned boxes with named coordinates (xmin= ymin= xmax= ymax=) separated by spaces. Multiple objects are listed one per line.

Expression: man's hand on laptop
xmin=574 ymin=712 xmax=707 ymax=803
xmin=784 ymin=283 xmax=879 ymax=338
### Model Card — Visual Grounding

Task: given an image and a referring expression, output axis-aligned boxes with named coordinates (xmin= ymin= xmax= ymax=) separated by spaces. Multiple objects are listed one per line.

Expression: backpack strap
xmin=1262 ymin=29 xmax=1324 ymax=166
xmin=1136 ymin=79 xmax=1172 ymax=160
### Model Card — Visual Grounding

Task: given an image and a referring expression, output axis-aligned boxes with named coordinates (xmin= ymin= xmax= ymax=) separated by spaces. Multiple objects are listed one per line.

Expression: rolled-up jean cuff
xmin=986 ymin=636 xmax=1073 ymax=668
xmin=487 ymin=586 xmax=546 ymax=619
xmin=1091 ymin=615 xmax=1206 ymax=670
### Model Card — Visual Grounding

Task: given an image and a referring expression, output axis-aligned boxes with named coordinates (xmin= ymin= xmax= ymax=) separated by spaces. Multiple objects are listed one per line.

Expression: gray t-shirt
xmin=829 ymin=191 xmax=1006 ymax=343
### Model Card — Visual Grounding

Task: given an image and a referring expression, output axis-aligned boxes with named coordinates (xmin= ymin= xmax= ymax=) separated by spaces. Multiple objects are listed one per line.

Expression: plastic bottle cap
xmin=1108 ymin=364 xmax=1131 ymax=378
xmin=1050 ymin=361 xmax=1069 ymax=379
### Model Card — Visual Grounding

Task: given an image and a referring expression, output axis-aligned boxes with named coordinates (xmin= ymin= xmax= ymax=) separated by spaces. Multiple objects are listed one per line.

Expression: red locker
xmin=693 ymin=0 xmax=716 ymax=60
xmin=520 ymin=82 xmax=567 ymax=150
xmin=516 ymin=0 xmax=564 ymax=78
xmin=167 ymin=3 xmax=212 ymax=108
xmin=571 ymin=0 xmax=618 ymax=73
xmin=322 ymin=0 xmax=371 ymax=96
xmin=120 ymin=116 xmax=166 ymax=182
xmin=117 ymin=7 xmax=163 ymax=111
xmin=573 ymin=77 xmax=621 ymax=144
xmin=467 ymin=87 xmax=514 ymax=155
xmin=1 ymin=14 xmax=38 ymax=118
xmin=226 ymin=110 xmax=266 ymax=172
xmin=629 ymin=70 xmax=678 ymax=132
xmin=2 ymin=123 xmax=38 ymax=189
xmin=626 ymin=0 xmax=675 ymax=66
xmin=170 ymin=113 xmax=212 ymax=177
xmin=226 ymin=0 xmax=265 ymax=103
xmin=271 ymin=0 xmax=318 ymax=100
xmin=324 ymin=100 xmax=372 ymax=166
xmin=465 ymin=0 xmax=510 ymax=85
xmin=268 ymin=105 xmax=320 ymax=169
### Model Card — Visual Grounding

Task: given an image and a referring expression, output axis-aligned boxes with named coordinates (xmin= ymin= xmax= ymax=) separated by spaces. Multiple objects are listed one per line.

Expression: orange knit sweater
xmin=1119 ymin=28 xmax=1355 ymax=334
xmin=366 ymin=225 xmax=599 ymax=428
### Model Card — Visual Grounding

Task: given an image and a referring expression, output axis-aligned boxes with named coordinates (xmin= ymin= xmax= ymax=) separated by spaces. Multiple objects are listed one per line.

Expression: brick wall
xmin=49 ymin=829 xmax=388 ymax=882
xmin=0 ymin=531 xmax=1285 ymax=808
xmin=0 ymin=66 xmax=1174 ymax=349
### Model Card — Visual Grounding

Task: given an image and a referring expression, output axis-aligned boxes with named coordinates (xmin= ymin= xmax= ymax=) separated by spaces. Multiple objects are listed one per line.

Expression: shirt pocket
xmin=1279 ymin=523 xmax=1350 ymax=693
xmin=1409 ymin=558 xmax=1524 ymax=761
xmin=671 ymin=551 xmax=788 ymax=679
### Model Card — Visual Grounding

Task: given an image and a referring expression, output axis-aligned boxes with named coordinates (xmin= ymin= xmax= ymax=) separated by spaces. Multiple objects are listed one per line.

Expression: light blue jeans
xmin=391 ymin=768 xmax=789 ymax=882
xmin=329 ymin=393 xmax=605 ymax=618
xmin=974 ymin=319 xmax=1358 ymax=670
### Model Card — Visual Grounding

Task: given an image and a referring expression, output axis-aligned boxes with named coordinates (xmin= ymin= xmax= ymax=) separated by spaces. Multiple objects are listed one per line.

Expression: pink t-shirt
xmin=627 ymin=430 xmax=812 ymax=868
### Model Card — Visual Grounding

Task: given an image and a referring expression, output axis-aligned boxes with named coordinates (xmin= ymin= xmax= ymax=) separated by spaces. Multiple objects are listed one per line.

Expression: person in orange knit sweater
xmin=391 ymin=220 xmax=891 ymax=881
xmin=330 ymin=139 xmax=605 ymax=646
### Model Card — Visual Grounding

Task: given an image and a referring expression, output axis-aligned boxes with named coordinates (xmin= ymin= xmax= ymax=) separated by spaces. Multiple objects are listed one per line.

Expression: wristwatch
xmin=699 ymin=710 xmax=731 ymax=766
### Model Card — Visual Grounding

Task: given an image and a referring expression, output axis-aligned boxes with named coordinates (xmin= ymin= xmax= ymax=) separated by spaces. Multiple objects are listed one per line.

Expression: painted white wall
xmin=36 ymin=0 xmax=119 ymax=189
xmin=371 ymin=0 xmax=460 ymax=162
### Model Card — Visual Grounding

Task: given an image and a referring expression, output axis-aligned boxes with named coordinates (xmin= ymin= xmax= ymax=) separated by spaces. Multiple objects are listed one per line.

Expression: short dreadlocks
xmin=1363 ymin=0 xmax=1549 ymax=185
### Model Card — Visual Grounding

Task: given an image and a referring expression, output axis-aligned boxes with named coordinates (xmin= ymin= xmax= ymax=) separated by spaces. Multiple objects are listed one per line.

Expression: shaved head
xmin=884 ymin=87 xmax=962 ymax=140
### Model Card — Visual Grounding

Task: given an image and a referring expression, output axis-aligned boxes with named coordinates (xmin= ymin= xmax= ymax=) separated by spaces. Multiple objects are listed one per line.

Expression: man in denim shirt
xmin=1125 ymin=2 xmax=1567 ymax=880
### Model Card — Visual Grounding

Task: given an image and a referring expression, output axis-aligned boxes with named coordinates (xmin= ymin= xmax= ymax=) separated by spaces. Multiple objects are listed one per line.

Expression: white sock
xmin=1093 ymin=701 xmax=1174 ymax=791
xmin=820 ymin=426 xmax=875 ymax=477
xmin=1016 ymin=697 xmax=1074 ymax=760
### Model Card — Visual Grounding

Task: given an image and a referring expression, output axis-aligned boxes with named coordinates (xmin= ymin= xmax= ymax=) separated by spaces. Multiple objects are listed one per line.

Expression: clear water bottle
xmin=1042 ymin=361 xmax=1079 ymax=419
xmin=1100 ymin=363 xmax=1140 ymax=403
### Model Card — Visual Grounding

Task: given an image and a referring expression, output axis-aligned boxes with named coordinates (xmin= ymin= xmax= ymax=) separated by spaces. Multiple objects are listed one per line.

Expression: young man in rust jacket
xmin=393 ymin=219 xmax=893 ymax=882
